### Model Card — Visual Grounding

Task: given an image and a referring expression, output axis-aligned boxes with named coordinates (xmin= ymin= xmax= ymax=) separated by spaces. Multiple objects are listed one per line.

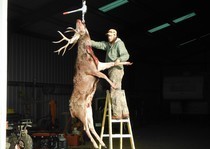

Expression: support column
xmin=0 ymin=0 xmax=8 ymax=148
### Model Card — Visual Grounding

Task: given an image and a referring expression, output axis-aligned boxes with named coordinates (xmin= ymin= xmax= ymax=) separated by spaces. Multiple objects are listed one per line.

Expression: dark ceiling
xmin=8 ymin=0 xmax=210 ymax=64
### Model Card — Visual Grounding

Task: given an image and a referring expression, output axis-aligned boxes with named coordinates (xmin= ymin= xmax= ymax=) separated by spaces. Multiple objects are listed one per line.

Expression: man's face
xmin=107 ymin=33 xmax=116 ymax=43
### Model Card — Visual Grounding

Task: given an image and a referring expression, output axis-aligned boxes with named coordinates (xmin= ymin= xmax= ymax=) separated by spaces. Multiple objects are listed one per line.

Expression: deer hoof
xmin=93 ymin=143 xmax=99 ymax=148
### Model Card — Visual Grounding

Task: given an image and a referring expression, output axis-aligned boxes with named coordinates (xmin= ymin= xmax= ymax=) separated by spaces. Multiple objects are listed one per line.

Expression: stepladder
xmin=99 ymin=90 xmax=135 ymax=149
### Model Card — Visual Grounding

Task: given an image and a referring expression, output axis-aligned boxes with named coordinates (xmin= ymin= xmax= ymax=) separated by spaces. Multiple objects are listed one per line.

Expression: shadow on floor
xmin=69 ymin=117 xmax=210 ymax=149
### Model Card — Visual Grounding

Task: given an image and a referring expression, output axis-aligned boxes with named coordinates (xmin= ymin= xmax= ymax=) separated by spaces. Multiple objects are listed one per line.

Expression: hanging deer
xmin=53 ymin=19 xmax=132 ymax=148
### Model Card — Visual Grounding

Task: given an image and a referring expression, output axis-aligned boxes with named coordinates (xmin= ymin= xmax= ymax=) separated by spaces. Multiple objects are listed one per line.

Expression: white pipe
xmin=0 ymin=0 xmax=8 ymax=148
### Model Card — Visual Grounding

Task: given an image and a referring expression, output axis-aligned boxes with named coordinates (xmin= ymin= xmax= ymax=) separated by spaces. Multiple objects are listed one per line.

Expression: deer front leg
xmin=97 ymin=61 xmax=133 ymax=71
xmin=97 ymin=62 xmax=114 ymax=71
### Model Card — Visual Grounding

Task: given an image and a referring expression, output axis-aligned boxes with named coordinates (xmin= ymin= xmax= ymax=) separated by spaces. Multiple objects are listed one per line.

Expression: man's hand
xmin=114 ymin=59 xmax=120 ymax=65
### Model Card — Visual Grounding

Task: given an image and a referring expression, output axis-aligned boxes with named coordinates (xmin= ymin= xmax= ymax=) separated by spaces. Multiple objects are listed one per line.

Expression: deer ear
xmin=85 ymin=28 xmax=89 ymax=35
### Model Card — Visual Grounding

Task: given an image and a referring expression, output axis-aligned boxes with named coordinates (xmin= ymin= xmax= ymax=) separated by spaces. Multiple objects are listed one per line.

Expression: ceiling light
xmin=173 ymin=12 xmax=196 ymax=23
xmin=99 ymin=0 xmax=128 ymax=12
xmin=148 ymin=23 xmax=171 ymax=33
xmin=179 ymin=38 xmax=197 ymax=46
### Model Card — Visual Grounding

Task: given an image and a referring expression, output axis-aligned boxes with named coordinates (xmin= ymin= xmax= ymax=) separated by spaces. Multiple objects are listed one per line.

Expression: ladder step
xmin=111 ymin=119 xmax=130 ymax=123
xmin=103 ymin=134 xmax=132 ymax=138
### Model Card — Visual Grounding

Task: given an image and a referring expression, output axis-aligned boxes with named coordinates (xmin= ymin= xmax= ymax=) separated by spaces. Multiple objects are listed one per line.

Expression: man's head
xmin=106 ymin=29 xmax=117 ymax=43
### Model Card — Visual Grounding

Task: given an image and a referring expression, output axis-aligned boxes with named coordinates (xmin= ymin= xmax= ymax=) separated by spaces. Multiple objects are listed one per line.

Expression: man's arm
xmin=91 ymin=40 xmax=108 ymax=50
xmin=117 ymin=41 xmax=130 ymax=62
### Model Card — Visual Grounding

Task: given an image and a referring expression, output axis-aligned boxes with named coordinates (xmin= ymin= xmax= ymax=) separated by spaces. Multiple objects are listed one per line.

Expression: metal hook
xmin=63 ymin=0 xmax=87 ymax=23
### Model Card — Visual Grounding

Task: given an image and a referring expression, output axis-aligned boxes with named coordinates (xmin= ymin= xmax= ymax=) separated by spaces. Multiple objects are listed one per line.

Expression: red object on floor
xmin=66 ymin=134 xmax=80 ymax=146
xmin=32 ymin=132 xmax=57 ymax=137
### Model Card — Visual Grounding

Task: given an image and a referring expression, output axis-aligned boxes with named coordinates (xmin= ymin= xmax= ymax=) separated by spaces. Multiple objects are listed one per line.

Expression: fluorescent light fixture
xmin=147 ymin=12 xmax=196 ymax=33
xmin=99 ymin=0 xmax=128 ymax=12
xmin=173 ymin=12 xmax=196 ymax=23
xmin=148 ymin=23 xmax=170 ymax=33
xmin=179 ymin=38 xmax=196 ymax=46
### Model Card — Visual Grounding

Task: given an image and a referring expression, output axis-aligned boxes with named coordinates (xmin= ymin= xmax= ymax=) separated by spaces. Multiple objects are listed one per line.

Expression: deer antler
xmin=53 ymin=27 xmax=80 ymax=56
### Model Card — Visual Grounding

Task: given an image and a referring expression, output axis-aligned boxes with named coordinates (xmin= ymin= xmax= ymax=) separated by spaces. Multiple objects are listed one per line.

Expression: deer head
xmin=53 ymin=19 xmax=89 ymax=56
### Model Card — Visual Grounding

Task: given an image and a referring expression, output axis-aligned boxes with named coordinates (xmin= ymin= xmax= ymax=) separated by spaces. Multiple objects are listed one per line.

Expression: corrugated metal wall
xmin=7 ymin=33 xmax=76 ymax=128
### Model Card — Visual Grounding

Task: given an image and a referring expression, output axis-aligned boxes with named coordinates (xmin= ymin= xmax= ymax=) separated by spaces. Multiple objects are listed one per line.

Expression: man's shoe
xmin=122 ymin=114 xmax=129 ymax=119
xmin=112 ymin=115 xmax=121 ymax=120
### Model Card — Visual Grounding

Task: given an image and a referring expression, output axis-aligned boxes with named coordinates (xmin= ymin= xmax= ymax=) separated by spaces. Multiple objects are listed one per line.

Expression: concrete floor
xmin=68 ymin=117 xmax=210 ymax=149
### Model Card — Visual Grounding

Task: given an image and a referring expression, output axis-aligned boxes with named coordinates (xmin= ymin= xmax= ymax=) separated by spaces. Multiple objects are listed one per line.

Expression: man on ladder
xmin=91 ymin=28 xmax=130 ymax=119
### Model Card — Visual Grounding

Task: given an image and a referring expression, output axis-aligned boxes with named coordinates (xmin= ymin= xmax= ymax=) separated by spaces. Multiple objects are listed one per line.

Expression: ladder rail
xmin=120 ymin=121 xmax=123 ymax=149
xmin=99 ymin=90 xmax=109 ymax=149
xmin=127 ymin=118 xmax=135 ymax=149
xmin=108 ymin=90 xmax=113 ymax=149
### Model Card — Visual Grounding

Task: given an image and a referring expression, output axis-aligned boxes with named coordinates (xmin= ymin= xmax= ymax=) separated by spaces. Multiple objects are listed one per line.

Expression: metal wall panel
xmin=7 ymin=33 xmax=74 ymax=128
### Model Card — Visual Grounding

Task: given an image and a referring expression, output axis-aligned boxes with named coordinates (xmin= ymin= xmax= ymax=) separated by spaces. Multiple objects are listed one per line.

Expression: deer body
xmin=53 ymin=19 xmax=132 ymax=148
xmin=69 ymin=26 xmax=104 ymax=148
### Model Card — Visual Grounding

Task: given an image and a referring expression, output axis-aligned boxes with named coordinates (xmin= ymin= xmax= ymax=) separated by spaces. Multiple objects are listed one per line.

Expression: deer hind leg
xmin=87 ymin=105 xmax=106 ymax=148
xmin=84 ymin=125 xmax=99 ymax=148
xmin=81 ymin=106 xmax=98 ymax=148
xmin=91 ymin=71 xmax=116 ymax=89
